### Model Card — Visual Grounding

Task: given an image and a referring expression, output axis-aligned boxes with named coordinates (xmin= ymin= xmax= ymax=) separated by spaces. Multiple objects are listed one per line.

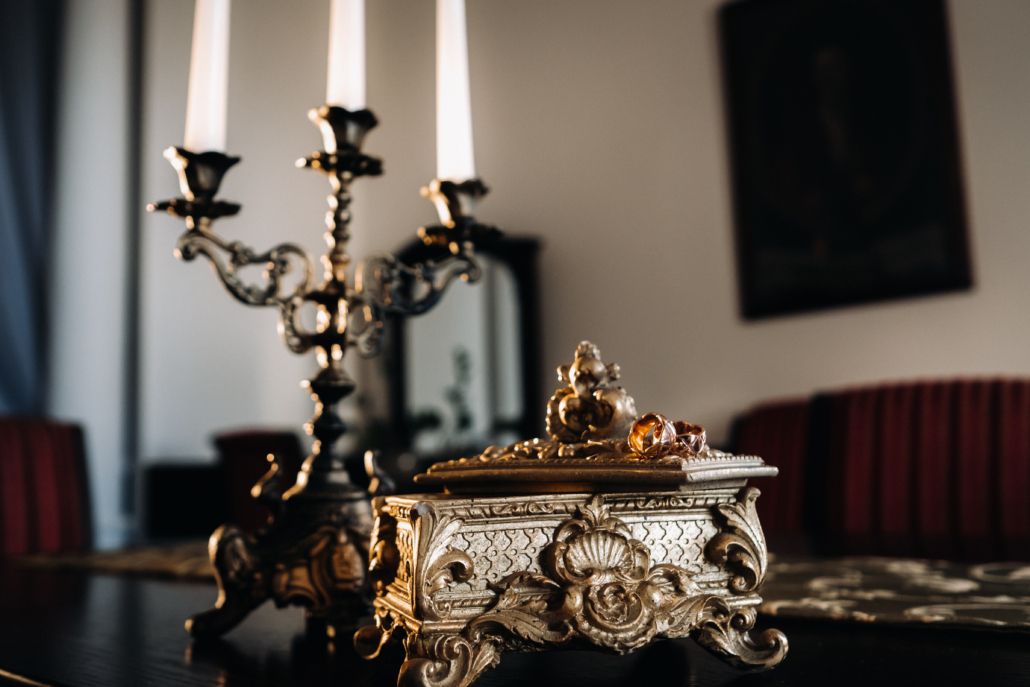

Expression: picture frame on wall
xmin=719 ymin=0 xmax=972 ymax=319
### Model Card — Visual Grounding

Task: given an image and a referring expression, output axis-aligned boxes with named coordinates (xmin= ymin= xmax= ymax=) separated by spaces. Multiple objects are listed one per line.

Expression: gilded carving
xmin=546 ymin=341 xmax=638 ymax=443
xmin=424 ymin=342 xmax=711 ymax=469
xmin=696 ymin=603 xmax=788 ymax=670
xmin=463 ymin=496 xmax=716 ymax=655
xmin=398 ymin=634 xmax=501 ymax=687
xmin=359 ymin=493 xmax=788 ymax=687
xmin=411 ymin=504 xmax=475 ymax=621
xmin=706 ymin=487 xmax=768 ymax=594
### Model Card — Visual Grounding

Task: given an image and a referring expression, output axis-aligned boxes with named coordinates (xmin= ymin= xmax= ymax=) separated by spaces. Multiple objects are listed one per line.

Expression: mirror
xmin=375 ymin=236 xmax=542 ymax=489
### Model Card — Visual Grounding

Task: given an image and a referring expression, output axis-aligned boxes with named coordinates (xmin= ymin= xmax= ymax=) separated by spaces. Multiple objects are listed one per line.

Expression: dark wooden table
xmin=0 ymin=564 xmax=1027 ymax=687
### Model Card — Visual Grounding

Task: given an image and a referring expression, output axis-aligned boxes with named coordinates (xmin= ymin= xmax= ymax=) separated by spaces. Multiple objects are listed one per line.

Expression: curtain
xmin=0 ymin=0 xmax=64 ymax=414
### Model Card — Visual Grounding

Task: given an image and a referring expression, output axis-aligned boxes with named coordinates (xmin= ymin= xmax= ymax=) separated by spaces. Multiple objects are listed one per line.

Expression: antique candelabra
xmin=149 ymin=104 xmax=497 ymax=638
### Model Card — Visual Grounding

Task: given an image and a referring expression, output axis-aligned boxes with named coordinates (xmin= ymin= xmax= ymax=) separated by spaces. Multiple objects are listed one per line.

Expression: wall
xmin=49 ymin=0 xmax=134 ymax=548
xmin=136 ymin=0 xmax=1030 ymax=470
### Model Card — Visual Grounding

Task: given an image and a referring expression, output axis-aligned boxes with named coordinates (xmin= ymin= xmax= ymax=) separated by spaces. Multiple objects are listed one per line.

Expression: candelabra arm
xmin=174 ymin=222 xmax=315 ymax=308
xmin=346 ymin=251 xmax=477 ymax=358
xmin=174 ymin=224 xmax=318 ymax=352
xmin=347 ymin=177 xmax=499 ymax=359
xmin=149 ymin=147 xmax=321 ymax=354
xmin=357 ymin=250 xmax=481 ymax=312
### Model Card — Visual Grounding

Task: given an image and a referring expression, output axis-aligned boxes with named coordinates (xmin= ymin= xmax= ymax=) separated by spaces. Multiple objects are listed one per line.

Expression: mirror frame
xmin=384 ymin=235 xmax=543 ymax=455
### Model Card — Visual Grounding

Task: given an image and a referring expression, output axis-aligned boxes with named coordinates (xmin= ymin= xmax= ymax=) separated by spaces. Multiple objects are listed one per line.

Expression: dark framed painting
xmin=719 ymin=0 xmax=972 ymax=319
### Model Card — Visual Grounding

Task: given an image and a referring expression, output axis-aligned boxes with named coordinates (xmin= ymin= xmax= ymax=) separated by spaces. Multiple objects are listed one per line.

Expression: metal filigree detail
xmin=696 ymin=603 xmax=788 ymax=670
xmin=462 ymin=495 xmax=717 ymax=655
xmin=547 ymin=342 xmax=638 ymax=444
xmin=185 ymin=514 xmax=372 ymax=638
xmin=359 ymin=336 xmax=786 ymax=683
xmin=706 ymin=487 xmax=768 ymax=594
xmin=357 ymin=489 xmax=788 ymax=686
xmin=398 ymin=634 xmax=501 ymax=687
xmin=410 ymin=503 xmax=475 ymax=621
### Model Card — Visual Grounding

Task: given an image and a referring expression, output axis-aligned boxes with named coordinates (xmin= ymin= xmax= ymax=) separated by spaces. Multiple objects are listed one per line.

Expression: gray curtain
xmin=0 ymin=0 xmax=64 ymax=414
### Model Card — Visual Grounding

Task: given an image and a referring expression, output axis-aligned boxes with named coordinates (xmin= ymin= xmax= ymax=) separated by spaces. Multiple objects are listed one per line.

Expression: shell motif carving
xmin=563 ymin=530 xmax=634 ymax=580
xmin=461 ymin=496 xmax=716 ymax=655
xmin=548 ymin=496 xmax=649 ymax=586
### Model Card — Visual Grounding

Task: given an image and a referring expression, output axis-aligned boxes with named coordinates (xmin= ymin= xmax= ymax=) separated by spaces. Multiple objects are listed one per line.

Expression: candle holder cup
xmin=149 ymin=104 xmax=497 ymax=639
xmin=149 ymin=148 xmax=241 ymax=221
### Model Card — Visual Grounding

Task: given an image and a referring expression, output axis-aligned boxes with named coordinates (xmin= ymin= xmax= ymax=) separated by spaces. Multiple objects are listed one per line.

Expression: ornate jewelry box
xmin=355 ymin=342 xmax=787 ymax=687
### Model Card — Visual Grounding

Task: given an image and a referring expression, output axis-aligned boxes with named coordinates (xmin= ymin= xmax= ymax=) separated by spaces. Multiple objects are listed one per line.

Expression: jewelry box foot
xmin=695 ymin=604 xmax=788 ymax=670
xmin=398 ymin=635 xmax=501 ymax=687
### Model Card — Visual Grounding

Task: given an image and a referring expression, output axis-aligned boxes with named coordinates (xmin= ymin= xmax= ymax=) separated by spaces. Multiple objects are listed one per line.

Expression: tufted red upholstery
xmin=0 ymin=417 xmax=92 ymax=555
xmin=735 ymin=399 xmax=810 ymax=538
xmin=735 ymin=380 xmax=1030 ymax=561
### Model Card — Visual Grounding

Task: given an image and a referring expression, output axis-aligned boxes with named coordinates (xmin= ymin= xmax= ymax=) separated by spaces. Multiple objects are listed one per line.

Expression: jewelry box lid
xmin=414 ymin=341 xmax=777 ymax=494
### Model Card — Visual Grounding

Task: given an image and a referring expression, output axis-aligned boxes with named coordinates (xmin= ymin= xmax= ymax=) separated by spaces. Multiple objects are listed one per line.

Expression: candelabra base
xmin=186 ymin=460 xmax=381 ymax=639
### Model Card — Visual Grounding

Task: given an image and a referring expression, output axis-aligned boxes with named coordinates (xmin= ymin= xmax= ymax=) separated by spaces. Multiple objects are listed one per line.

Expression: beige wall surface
xmin=50 ymin=0 xmax=134 ymax=547
xmin=137 ymin=0 xmax=1030 ymax=462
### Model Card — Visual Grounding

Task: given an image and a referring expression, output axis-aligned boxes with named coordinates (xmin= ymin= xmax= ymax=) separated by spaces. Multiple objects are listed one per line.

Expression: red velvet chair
xmin=734 ymin=379 xmax=1030 ymax=561
xmin=734 ymin=398 xmax=810 ymax=540
xmin=213 ymin=429 xmax=303 ymax=533
xmin=0 ymin=417 xmax=92 ymax=555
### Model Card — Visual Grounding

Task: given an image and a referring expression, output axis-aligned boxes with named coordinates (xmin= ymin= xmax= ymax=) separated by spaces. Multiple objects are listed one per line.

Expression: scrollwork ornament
xmin=546 ymin=342 xmax=638 ymax=444
xmin=398 ymin=634 xmax=501 ymax=687
xmin=359 ymin=489 xmax=788 ymax=686
xmin=463 ymin=496 xmax=721 ymax=654
xmin=359 ymin=337 xmax=785 ymax=685
xmin=410 ymin=503 xmax=475 ymax=621
xmin=695 ymin=602 xmax=788 ymax=670
xmin=417 ymin=343 xmax=735 ymax=493
xmin=706 ymin=487 xmax=768 ymax=594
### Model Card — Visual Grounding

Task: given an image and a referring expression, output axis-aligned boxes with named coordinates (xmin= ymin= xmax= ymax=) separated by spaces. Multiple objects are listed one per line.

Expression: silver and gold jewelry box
xmin=355 ymin=342 xmax=787 ymax=687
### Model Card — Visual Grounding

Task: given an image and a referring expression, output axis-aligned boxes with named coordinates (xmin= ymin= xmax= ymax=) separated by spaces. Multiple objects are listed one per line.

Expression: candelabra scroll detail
xmin=350 ymin=249 xmax=479 ymax=358
xmin=348 ymin=180 xmax=498 ymax=359
xmin=148 ymin=146 xmax=319 ymax=354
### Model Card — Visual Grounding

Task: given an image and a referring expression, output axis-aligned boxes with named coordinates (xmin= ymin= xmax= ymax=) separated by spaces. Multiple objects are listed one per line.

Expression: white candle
xmin=326 ymin=0 xmax=366 ymax=110
xmin=184 ymin=0 xmax=231 ymax=152
xmin=436 ymin=0 xmax=475 ymax=181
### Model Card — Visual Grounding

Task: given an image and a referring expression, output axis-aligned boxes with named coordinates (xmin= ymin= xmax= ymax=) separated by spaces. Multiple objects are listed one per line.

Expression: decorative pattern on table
xmin=760 ymin=557 xmax=1030 ymax=631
